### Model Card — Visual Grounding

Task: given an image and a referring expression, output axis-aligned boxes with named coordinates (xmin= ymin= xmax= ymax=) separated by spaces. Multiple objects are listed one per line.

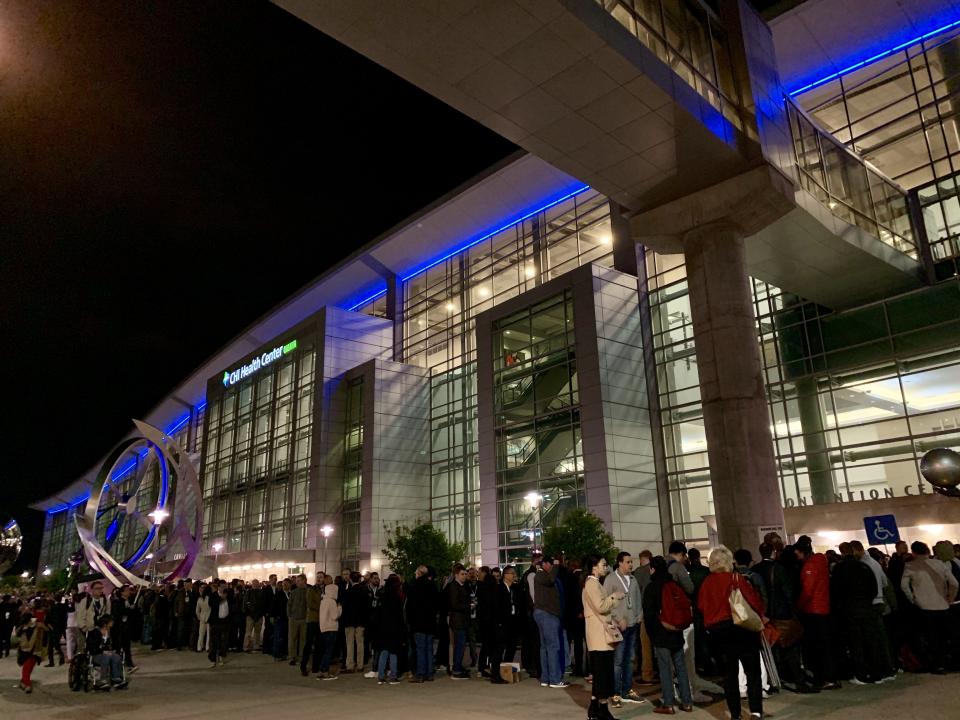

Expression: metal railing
xmin=785 ymin=97 xmax=917 ymax=259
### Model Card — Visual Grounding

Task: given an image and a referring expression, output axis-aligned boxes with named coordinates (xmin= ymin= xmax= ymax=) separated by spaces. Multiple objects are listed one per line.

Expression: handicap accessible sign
xmin=864 ymin=514 xmax=900 ymax=545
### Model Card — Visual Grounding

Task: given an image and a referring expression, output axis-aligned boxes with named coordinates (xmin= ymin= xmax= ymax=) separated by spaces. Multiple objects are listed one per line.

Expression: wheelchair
xmin=69 ymin=649 xmax=127 ymax=692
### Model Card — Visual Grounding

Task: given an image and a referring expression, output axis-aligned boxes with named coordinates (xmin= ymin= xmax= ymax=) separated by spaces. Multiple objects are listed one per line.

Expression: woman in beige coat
xmin=582 ymin=555 xmax=625 ymax=720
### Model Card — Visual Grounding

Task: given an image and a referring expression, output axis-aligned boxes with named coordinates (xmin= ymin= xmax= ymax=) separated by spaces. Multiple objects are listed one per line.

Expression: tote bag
xmin=729 ymin=574 xmax=762 ymax=632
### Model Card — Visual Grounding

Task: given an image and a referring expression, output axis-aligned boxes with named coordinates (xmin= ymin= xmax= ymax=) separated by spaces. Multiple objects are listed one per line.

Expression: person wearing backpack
xmin=642 ymin=556 xmax=693 ymax=715
xmin=698 ymin=546 xmax=765 ymax=720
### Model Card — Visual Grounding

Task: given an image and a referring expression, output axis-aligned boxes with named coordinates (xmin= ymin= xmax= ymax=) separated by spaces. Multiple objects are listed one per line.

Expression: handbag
xmin=729 ymin=574 xmax=762 ymax=632
xmin=603 ymin=621 xmax=624 ymax=646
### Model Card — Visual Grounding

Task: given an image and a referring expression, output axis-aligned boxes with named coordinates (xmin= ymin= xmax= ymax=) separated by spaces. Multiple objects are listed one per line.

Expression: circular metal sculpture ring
xmin=919 ymin=447 xmax=960 ymax=499
xmin=0 ymin=515 xmax=23 ymax=575
xmin=75 ymin=420 xmax=203 ymax=586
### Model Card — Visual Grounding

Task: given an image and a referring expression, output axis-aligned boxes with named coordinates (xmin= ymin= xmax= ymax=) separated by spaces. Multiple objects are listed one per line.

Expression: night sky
xmin=0 ymin=0 xmax=515 ymax=570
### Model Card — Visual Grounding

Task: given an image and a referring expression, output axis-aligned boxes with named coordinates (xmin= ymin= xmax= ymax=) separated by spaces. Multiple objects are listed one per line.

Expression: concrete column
xmin=683 ymin=222 xmax=784 ymax=550
xmin=795 ymin=376 xmax=835 ymax=504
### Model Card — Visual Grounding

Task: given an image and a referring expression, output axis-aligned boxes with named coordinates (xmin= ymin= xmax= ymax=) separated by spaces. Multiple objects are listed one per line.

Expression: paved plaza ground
xmin=1 ymin=648 xmax=957 ymax=720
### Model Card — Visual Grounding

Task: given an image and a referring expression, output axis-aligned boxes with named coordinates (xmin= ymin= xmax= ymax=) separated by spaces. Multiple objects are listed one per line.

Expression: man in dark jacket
xmin=831 ymin=542 xmax=894 ymax=684
xmin=407 ymin=566 xmax=439 ymax=682
xmin=207 ymin=584 xmax=231 ymax=667
xmin=447 ymin=564 xmax=471 ymax=679
xmin=243 ymin=579 xmax=264 ymax=651
xmin=755 ymin=542 xmax=814 ymax=693
xmin=533 ymin=555 xmax=567 ymax=688
xmin=342 ymin=572 xmax=370 ymax=673
xmin=111 ymin=585 xmax=138 ymax=671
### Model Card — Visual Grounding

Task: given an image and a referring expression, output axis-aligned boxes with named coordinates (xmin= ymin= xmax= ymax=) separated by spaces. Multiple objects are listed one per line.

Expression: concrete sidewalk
xmin=0 ymin=648 xmax=956 ymax=720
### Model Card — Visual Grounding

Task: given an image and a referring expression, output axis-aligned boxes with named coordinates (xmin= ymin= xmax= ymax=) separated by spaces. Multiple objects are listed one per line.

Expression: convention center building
xmin=32 ymin=0 xmax=960 ymax=579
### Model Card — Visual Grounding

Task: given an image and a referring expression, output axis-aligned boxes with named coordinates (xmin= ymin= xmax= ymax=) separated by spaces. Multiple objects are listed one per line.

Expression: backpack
xmin=659 ymin=580 xmax=693 ymax=631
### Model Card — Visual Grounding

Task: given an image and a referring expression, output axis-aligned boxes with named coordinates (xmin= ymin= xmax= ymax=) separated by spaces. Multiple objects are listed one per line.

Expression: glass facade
xmin=918 ymin=169 xmax=960 ymax=267
xmin=646 ymin=246 xmax=960 ymax=544
xmin=644 ymin=251 xmax=711 ymax=542
xmin=341 ymin=377 xmax=364 ymax=565
xmin=395 ymin=189 xmax=613 ymax=555
xmin=430 ymin=365 xmax=480 ymax=562
xmin=794 ymin=26 xmax=960 ymax=191
xmin=201 ymin=339 xmax=316 ymax=554
xmin=493 ymin=291 xmax=584 ymax=563
xmin=601 ymin=0 xmax=743 ymax=131
xmin=758 ymin=278 xmax=960 ymax=508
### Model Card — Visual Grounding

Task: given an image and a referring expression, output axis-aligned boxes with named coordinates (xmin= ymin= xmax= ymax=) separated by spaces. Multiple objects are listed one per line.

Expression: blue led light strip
xmin=789 ymin=17 xmax=960 ymax=96
xmin=346 ymin=183 xmax=592 ymax=311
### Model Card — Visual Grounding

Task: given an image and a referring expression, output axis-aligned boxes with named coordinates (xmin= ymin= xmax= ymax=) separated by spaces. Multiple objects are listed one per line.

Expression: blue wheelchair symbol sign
xmin=864 ymin=514 xmax=900 ymax=545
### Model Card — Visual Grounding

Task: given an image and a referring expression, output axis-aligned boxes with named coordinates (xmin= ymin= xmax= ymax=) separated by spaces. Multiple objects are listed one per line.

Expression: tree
xmin=382 ymin=522 xmax=467 ymax=582
xmin=542 ymin=508 xmax=618 ymax=565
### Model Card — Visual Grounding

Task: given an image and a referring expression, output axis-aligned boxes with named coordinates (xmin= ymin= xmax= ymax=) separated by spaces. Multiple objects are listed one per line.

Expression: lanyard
xmin=615 ymin=572 xmax=632 ymax=609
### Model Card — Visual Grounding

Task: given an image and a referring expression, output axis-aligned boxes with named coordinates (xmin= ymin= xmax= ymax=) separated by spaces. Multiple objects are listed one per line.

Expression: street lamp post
xmin=524 ymin=492 xmax=543 ymax=555
xmin=321 ymin=525 xmax=334 ymax=575
xmin=148 ymin=507 xmax=169 ymax=582
xmin=212 ymin=542 xmax=224 ymax=578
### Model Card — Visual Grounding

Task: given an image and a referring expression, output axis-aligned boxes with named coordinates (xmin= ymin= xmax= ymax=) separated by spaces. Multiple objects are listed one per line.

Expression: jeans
xmin=319 ymin=631 xmax=337 ymax=672
xmin=533 ymin=609 xmax=562 ymax=685
xmin=272 ymin=616 xmax=287 ymax=659
xmin=92 ymin=652 xmax=123 ymax=684
xmin=655 ymin=646 xmax=692 ymax=707
xmin=414 ymin=632 xmax=435 ymax=679
xmin=452 ymin=628 xmax=467 ymax=673
xmin=377 ymin=649 xmax=398 ymax=680
xmin=614 ymin=625 xmax=638 ymax=696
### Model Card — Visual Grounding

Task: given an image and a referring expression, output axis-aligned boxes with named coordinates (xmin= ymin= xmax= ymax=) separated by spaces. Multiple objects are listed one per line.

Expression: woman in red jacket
xmin=697 ymin=546 xmax=765 ymax=720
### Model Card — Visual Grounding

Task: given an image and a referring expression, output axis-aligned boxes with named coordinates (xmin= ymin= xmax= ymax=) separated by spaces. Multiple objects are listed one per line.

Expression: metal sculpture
xmin=75 ymin=420 xmax=203 ymax=586
xmin=919 ymin=447 xmax=960 ymax=499
xmin=0 ymin=515 xmax=23 ymax=575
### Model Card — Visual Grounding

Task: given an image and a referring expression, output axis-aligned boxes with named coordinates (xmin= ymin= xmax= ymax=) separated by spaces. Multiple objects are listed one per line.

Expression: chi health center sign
xmin=222 ymin=339 xmax=298 ymax=387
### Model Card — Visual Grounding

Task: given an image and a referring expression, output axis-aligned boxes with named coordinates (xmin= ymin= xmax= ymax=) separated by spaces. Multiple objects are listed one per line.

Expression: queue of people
xmin=3 ymin=532 xmax=958 ymax=712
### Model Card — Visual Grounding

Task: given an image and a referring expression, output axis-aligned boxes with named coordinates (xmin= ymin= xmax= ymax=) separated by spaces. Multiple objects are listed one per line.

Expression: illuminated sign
xmin=222 ymin=339 xmax=297 ymax=387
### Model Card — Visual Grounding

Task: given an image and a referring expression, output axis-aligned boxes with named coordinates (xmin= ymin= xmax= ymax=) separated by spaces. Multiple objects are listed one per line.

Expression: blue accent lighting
xmin=346 ymin=183 xmax=592 ymax=312
xmin=788 ymin=16 xmax=960 ymax=96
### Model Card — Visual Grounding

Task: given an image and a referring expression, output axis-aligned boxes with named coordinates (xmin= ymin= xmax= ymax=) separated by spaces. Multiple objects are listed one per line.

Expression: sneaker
xmin=654 ymin=707 xmax=676 ymax=715
xmin=611 ymin=696 xmax=623 ymax=709
xmin=879 ymin=675 xmax=897 ymax=684
xmin=849 ymin=678 xmax=870 ymax=686
xmin=364 ymin=671 xmax=377 ymax=679
xmin=315 ymin=672 xmax=328 ymax=680
xmin=452 ymin=671 xmax=471 ymax=680
xmin=209 ymin=663 xmax=218 ymax=669
xmin=323 ymin=674 xmax=338 ymax=681
xmin=389 ymin=677 xmax=401 ymax=685
xmin=540 ymin=682 xmax=550 ymax=687
xmin=114 ymin=681 xmax=129 ymax=690
xmin=378 ymin=680 xmax=386 ymax=685
xmin=624 ymin=690 xmax=646 ymax=703
xmin=550 ymin=681 xmax=571 ymax=688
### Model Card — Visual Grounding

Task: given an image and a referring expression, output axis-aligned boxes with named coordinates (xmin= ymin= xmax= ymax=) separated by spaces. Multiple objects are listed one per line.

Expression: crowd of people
xmin=2 ymin=532 xmax=958 ymax=718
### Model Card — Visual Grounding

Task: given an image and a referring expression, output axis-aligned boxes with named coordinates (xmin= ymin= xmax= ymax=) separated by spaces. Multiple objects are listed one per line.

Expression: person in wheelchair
xmin=86 ymin=615 xmax=128 ymax=690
